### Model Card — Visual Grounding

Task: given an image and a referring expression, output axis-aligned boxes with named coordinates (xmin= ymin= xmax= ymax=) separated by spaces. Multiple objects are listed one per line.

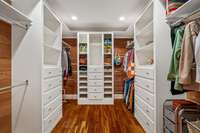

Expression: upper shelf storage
xmin=166 ymin=0 xmax=200 ymax=23
xmin=135 ymin=1 xmax=153 ymax=32
xmin=44 ymin=5 xmax=60 ymax=33
xmin=0 ymin=0 xmax=31 ymax=27
xmin=135 ymin=21 xmax=153 ymax=47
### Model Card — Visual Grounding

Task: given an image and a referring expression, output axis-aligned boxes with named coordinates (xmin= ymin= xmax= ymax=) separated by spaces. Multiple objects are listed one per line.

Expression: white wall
xmin=12 ymin=1 xmax=43 ymax=133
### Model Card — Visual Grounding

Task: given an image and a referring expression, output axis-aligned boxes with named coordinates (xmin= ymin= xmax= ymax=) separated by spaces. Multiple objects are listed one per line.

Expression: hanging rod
xmin=0 ymin=15 xmax=31 ymax=30
xmin=0 ymin=80 xmax=29 ymax=92
xmin=62 ymin=41 xmax=70 ymax=48
xmin=171 ymin=8 xmax=200 ymax=26
xmin=185 ymin=119 xmax=200 ymax=132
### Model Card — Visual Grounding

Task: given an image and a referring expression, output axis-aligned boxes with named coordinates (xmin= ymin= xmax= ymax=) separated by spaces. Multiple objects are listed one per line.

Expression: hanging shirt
xmin=62 ymin=48 xmax=68 ymax=74
xmin=168 ymin=26 xmax=185 ymax=91
xmin=195 ymin=32 xmax=200 ymax=83
xmin=179 ymin=20 xmax=200 ymax=85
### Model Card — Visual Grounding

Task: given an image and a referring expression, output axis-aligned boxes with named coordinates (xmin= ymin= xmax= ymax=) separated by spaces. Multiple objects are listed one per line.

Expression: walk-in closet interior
xmin=0 ymin=0 xmax=200 ymax=133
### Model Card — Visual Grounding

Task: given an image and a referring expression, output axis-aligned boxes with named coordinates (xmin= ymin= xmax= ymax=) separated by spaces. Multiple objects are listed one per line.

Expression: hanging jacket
xmin=168 ymin=26 xmax=185 ymax=91
xmin=195 ymin=32 xmax=200 ymax=83
xmin=169 ymin=23 xmax=185 ymax=95
xmin=179 ymin=20 xmax=200 ymax=85
xmin=67 ymin=50 xmax=72 ymax=76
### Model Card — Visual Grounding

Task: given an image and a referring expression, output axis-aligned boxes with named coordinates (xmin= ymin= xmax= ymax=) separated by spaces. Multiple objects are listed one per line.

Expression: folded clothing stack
xmin=166 ymin=0 xmax=189 ymax=15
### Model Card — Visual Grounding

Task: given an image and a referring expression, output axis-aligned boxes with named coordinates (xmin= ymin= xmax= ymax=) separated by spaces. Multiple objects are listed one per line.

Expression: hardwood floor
xmin=52 ymin=100 xmax=144 ymax=133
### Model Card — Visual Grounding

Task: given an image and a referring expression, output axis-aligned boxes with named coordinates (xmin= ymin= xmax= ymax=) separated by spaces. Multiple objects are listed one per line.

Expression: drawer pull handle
xmin=146 ymin=72 xmax=150 ymax=75
xmin=146 ymin=97 xmax=150 ymax=100
xmin=48 ymin=72 xmax=52 ymax=74
xmin=146 ymin=122 xmax=150 ymax=126
xmin=146 ymin=109 xmax=149 ymax=113
xmin=146 ymin=85 xmax=150 ymax=88
xmin=48 ymin=96 xmax=52 ymax=99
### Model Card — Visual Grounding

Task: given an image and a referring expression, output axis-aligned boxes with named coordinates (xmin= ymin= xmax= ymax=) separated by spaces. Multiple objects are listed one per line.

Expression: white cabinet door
xmin=88 ymin=34 xmax=103 ymax=66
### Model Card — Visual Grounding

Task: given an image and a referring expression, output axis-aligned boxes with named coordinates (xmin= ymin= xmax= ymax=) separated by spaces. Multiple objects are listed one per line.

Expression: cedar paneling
xmin=63 ymin=38 xmax=77 ymax=94
xmin=114 ymin=38 xmax=133 ymax=94
xmin=63 ymin=38 xmax=133 ymax=95
xmin=0 ymin=20 xmax=11 ymax=133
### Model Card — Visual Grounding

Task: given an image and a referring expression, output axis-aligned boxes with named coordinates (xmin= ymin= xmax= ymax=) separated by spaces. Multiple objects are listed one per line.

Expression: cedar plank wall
xmin=114 ymin=38 xmax=133 ymax=94
xmin=62 ymin=38 xmax=133 ymax=95
xmin=63 ymin=38 xmax=77 ymax=94
xmin=0 ymin=20 xmax=11 ymax=133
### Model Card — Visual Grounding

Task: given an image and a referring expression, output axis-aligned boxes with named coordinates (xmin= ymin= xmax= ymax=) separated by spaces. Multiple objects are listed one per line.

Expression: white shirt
xmin=195 ymin=32 xmax=200 ymax=83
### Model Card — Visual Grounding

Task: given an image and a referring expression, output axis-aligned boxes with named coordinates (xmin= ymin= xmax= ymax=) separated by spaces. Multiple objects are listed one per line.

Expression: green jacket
xmin=167 ymin=26 xmax=185 ymax=91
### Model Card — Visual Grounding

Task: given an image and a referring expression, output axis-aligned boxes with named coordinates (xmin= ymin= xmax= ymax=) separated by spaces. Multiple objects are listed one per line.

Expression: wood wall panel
xmin=63 ymin=38 xmax=77 ymax=94
xmin=63 ymin=38 xmax=133 ymax=95
xmin=0 ymin=20 xmax=11 ymax=133
xmin=114 ymin=38 xmax=133 ymax=94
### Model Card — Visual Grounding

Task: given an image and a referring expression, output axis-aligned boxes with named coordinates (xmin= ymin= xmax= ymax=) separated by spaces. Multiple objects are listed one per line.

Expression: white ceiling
xmin=47 ymin=0 xmax=150 ymax=38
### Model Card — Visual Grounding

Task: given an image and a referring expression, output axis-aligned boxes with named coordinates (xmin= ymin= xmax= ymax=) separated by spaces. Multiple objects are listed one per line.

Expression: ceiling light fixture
xmin=71 ymin=16 xmax=78 ymax=20
xmin=119 ymin=16 xmax=125 ymax=21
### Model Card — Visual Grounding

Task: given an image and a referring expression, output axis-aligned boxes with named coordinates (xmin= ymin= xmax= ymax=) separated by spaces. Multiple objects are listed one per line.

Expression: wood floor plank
xmin=52 ymin=100 xmax=144 ymax=133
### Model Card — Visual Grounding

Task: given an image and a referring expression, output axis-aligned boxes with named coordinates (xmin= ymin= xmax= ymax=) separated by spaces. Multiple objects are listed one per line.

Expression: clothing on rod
xmin=62 ymin=47 xmax=72 ymax=77
xmin=168 ymin=18 xmax=200 ymax=93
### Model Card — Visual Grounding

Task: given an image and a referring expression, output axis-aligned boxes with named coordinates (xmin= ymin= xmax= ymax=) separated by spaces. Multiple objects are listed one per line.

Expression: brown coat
xmin=179 ymin=20 xmax=200 ymax=85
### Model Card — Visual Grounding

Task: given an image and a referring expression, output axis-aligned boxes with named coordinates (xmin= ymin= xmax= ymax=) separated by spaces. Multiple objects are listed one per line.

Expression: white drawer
xmin=43 ymin=86 xmax=62 ymax=105
xmin=135 ymin=68 xmax=154 ymax=79
xmin=43 ymin=77 xmax=62 ymax=92
xmin=88 ymin=73 xmax=103 ymax=80
xmin=88 ymin=66 xmax=103 ymax=73
xmin=43 ymin=96 xmax=62 ymax=118
xmin=135 ymin=85 xmax=154 ymax=107
xmin=44 ymin=68 xmax=62 ymax=79
xmin=135 ymin=96 xmax=154 ymax=121
xmin=44 ymin=105 xmax=62 ymax=133
xmin=135 ymin=106 xmax=154 ymax=133
xmin=88 ymin=93 xmax=103 ymax=100
xmin=88 ymin=87 xmax=104 ymax=92
xmin=88 ymin=80 xmax=103 ymax=87
xmin=135 ymin=77 xmax=154 ymax=93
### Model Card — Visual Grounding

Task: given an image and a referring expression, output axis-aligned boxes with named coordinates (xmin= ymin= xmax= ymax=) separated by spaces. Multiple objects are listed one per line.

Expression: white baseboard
xmin=114 ymin=94 xmax=123 ymax=99
xmin=63 ymin=94 xmax=77 ymax=99
xmin=63 ymin=94 xmax=123 ymax=100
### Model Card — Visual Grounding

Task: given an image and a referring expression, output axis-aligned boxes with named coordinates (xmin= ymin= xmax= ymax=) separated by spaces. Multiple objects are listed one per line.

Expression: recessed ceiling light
xmin=119 ymin=16 xmax=125 ymax=21
xmin=71 ymin=16 xmax=78 ymax=20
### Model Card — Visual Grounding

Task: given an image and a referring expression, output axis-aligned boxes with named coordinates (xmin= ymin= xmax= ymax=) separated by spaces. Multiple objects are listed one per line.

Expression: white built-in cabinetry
xmin=134 ymin=0 xmax=175 ymax=133
xmin=10 ymin=1 xmax=62 ymax=133
xmin=77 ymin=32 xmax=114 ymax=104
xmin=42 ymin=4 xmax=62 ymax=133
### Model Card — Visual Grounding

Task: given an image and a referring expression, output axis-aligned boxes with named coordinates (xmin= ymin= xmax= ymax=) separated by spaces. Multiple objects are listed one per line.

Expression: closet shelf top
xmin=0 ymin=0 xmax=32 ymax=29
xmin=166 ymin=0 xmax=200 ymax=24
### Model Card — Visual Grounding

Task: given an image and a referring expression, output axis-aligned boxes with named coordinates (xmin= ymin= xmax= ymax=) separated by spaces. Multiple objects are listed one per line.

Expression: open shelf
xmin=44 ymin=26 xmax=58 ymax=46
xmin=43 ymin=45 xmax=61 ymax=65
xmin=44 ymin=4 xmax=60 ymax=32
xmin=135 ymin=21 xmax=153 ymax=47
xmin=166 ymin=0 xmax=200 ymax=23
xmin=135 ymin=43 xmax=153 ymax=52
xmin=135 ymin=1 xmax=153 ymax=32
xmin=0 ymin=0 xmax=31 ymax=27
xmin=135 ymin=44 xmax=154 ymax=66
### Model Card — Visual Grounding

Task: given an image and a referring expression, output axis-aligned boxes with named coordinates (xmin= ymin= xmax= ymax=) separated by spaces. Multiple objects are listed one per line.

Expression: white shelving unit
xmin=42 ymin=3 xmax=62 ymax=133
xmin=134 ymin=0 xmax=178 ymax=133
xmin=11 ymin=1 xmax=63 ymax=133
xmin=77 ymin=32 xmax=114 ymax=104
xmin=0 ymin=0 xmax=31 ymax=29
xmin=165 ymin=0 xmax=200 ymax=24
